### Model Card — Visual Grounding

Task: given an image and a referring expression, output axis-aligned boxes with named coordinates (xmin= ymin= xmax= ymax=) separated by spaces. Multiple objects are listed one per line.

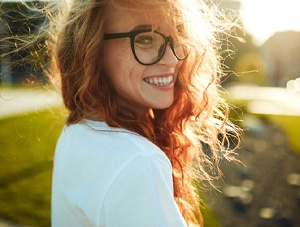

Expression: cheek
xmin=102 ymin=42 xmax=132 ymax=81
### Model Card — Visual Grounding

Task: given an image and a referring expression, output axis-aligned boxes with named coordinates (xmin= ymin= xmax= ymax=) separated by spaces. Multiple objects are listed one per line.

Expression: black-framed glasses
xmin=104 ymin=29 xmax=188 ymax=65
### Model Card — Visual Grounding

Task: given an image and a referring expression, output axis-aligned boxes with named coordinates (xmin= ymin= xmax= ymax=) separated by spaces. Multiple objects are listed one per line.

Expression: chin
xmin=152 ymin=101 xmax=174 ymax=110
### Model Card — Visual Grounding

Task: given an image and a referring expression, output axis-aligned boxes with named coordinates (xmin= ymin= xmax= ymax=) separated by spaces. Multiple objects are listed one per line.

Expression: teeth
xmin=144 ymin=75 xmax=173 ymax=86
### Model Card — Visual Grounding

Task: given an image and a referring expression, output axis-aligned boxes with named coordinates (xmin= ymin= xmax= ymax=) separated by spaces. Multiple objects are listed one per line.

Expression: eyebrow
xmin=130 ymin=24 xmax=153 ymax=32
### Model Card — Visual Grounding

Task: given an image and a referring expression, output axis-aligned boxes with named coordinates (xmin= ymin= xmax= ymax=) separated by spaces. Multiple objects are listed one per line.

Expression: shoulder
xmin=54 ymin=120 xmax=171 ymax=181
xmin=56 ymin=120 xmax=167 ymax=160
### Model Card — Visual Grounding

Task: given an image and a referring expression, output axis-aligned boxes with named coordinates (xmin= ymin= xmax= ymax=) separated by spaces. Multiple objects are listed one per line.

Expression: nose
xmin=158 ymin=43 xmax=179 ymax=67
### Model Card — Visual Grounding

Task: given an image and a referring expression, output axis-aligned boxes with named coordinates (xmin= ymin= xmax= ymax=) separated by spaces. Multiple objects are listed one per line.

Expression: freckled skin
xmin=101 ymin=7 xmax=182 ymax=116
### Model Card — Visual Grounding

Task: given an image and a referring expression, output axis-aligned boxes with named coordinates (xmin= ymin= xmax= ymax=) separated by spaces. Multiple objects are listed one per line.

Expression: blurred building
xmin=261 ymin=31 xmax=300 ymax=87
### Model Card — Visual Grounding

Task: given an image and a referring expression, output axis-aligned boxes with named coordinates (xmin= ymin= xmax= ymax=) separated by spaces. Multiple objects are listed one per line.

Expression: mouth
xmin=143 ymin=75 xmax=173 ymax=87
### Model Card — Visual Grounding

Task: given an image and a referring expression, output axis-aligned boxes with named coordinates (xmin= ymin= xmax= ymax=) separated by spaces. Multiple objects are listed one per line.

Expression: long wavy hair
xmin=43 ymin=0 xmax=241 ymax=225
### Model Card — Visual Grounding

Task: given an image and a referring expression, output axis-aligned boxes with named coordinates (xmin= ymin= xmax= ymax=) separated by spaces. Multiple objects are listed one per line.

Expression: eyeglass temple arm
xmin=103 ymin=32 xmax=131 ymax=40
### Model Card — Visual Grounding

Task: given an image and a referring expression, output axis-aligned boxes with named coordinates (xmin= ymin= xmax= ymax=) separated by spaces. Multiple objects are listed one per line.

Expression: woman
xmin=48 ymin=0 xmax=240 ymax=226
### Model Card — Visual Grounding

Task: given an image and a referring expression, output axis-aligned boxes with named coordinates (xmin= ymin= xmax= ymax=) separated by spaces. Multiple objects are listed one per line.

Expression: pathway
xmin=0 ymin=87 xmax=63 ymax=120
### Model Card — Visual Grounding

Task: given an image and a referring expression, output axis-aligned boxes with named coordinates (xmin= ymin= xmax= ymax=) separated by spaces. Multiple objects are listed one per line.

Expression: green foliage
xmin=233 ymin=52 xmax=267 ymax=85
xmin=0 ymin=108 xmax=65 ymax=226
xmin=221 ymin=28 xmax=261 ymax=85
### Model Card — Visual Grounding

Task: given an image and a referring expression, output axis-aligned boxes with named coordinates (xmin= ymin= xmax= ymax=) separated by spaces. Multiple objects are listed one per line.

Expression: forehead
xmin=104 ymin=5 xmax=168 ymax=33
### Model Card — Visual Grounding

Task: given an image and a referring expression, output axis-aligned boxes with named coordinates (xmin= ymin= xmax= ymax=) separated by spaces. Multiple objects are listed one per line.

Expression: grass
xmin=267 ymin=115 xmax=300 ymax=154
xmin=237 ymin=110 xmax=300 ymax=154
xmin=0 ymin=108 xmax=66 ymax=226
xmin=0 ymin=108 xmax=220 ymax=226
xmin=226 ymin=97 xmax=300 ymax=154
xmin=201 ymin=204 xmax=220 ymax=227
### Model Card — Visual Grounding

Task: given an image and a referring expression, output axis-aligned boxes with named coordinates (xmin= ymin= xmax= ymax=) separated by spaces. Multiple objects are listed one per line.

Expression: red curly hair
xmin=45 ymin=0 xmax=240 ymax=225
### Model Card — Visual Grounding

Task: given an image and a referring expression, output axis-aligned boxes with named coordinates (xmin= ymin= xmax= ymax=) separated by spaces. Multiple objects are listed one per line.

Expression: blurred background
xmin=0 ymin=0 xmax=300 ymax=226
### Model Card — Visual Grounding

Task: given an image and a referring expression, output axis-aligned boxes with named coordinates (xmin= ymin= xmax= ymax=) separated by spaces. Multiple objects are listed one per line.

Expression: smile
xmin=144 ymin=75 xmax=173 ymax=86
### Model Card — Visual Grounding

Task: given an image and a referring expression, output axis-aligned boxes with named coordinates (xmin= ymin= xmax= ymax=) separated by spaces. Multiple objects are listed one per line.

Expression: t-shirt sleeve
xmin=100 ymin=153 xmax=187 ymax=227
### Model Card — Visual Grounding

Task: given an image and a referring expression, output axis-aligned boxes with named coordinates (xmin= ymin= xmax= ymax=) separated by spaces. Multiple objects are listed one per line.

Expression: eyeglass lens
xmin=133 ymin=31 xmax=187 ymax=65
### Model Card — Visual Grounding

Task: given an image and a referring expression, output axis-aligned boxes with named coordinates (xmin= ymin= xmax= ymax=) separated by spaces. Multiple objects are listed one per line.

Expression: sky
xmin=240 ymin=0 xmax=300 ymax=45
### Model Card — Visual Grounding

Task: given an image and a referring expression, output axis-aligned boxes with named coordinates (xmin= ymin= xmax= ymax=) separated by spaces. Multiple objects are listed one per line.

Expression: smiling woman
xmin=5 ymin=0 xmax=241 ymax=226
xmin=241 ymin=0 xmax=300 ymax=45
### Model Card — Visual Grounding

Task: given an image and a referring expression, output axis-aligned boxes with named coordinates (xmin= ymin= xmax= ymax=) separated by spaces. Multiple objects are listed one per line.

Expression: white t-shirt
xmin=52 ymin=120 xmax=187 ymax=227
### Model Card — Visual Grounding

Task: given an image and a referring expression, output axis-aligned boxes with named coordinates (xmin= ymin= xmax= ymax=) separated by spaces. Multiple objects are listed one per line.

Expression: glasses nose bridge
xmin=163 ymin=36 xmax=177 ymax=57
xmin=164 ymin=36 xmax=173 ymax=47
xmin=156 ymin=36 xmax=179 ymax=67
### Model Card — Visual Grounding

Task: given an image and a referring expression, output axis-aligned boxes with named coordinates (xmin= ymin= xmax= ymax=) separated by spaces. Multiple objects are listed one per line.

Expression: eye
xmin=135 ymin=33 xmax=155 ymax=45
